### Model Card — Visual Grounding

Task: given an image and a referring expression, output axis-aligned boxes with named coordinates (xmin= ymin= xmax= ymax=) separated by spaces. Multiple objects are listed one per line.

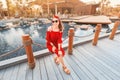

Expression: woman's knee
xmin=58 ymin=51 xmax=63 ymax=56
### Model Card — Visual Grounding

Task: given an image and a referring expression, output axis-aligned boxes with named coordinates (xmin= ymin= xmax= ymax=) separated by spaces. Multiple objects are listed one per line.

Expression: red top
xmin=46 ymin=31 xmax=62 ymax=48
xmin=46 ymin=30 xmax=65 ymax=56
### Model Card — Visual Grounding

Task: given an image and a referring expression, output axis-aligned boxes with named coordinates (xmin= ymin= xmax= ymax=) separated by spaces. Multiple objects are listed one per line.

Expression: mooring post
xmin=68 ymin=28 xmax=74 ymax=55
xmin=92 ymin=24 xmax=102 ymax=46
xmin=109 ymin=21 xmax=120 ymax=40
xmin=22 ymin=34 xmax=35 ymax=69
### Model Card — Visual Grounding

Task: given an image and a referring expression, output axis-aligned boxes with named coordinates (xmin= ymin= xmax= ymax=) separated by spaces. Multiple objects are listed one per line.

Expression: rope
xmin=63 ymin=36 xmax=68 ymax=42
xmin=100 ymin=29 xmax=112 ymax=33
xmin=33 ymin=42 xmax=46 ymax=48
xmin=74 ymin=27 xmax=94 ymax=38
xmin=0 ymin=45 xmax=24 ymax=58
xmin=100 ymin=30 xmax=107 ymax=33
xmin=23 ymin=39 xmax=33 ymax=46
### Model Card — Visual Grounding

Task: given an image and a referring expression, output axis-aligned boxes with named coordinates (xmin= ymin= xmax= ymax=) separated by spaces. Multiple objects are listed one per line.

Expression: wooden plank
xmin=49 ymin=55 xmax=63 ymax=80
xmin=64 ymin=53 xmax=92 ymax=80
xmin=66 ymin=49 xmax=97 ymax=80
xmin=0 ymin=55 xmax=27 ymax=70
xmin=72 ymin=48 xmax=109 ymax=80
xmin=17 ymin=62 xmax=27 ymax=80
xmin=2 ymin=66 xmax=14 ymax=80
xmin=33 ymin=59 xmax=41 ymax=80
xmin=56 ymin=59 xmax=73 ymax=80
xmin=76 ymin=44 xmax=120 ymax=78
xmin=44 ymin=55 xmax=58 ymax=80
xmin=1 ymin=31 xmax=120 ymax=71
xmin=10 ymin=65 xmax=20 ymax=80
xmin=73 ymin=47 xmax=111 ymax=80
xmin=75 ymin=46 xmax=120 ymax=80
xmin=97 ymin=40 xmax=120 ymax=72
xmin=26 ymin=66 xmax=33 ymax=80
xmin=0 ymin=69 xmax=6 ymax=79
xmin=39 ymin=57 xmax=48 ymax=80
xmin=103 ymin=38 xmax=120 ymax=48
xmin=102 ymin=37 xmax=120 ymax=47
xmin=74 ymin=16 xmax=112 ymax=24
xmin=62 ymin=15 xmax=112 ymax=24
xmin=81 ymin=43 xmax=120 ymax=73
xmin=49 ymin=55 xmax=73 ymax=80
xmin=114 ymin=34 xmax=120 ymax=40
xmin=0 ymin=49 xmax=50 ymax=70
xmin=63 ymin=54 xmax=81 ymax=80
xmin=88 ymin=44 xmax=120 ymax=66
xmin=114 ymin=38 xmax=120 ymax=42
xmin=98 ymin=39 xmax=120 ymax=62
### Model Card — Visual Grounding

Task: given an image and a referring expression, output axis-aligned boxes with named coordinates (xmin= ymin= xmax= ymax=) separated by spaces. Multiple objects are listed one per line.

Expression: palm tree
xmin=0 ymin=1 xmax=3 ymax=19
xmin=6 ymin=0 xmax=10 ymax=17
xmin=100 ymin=0 xmax=110 ymax=15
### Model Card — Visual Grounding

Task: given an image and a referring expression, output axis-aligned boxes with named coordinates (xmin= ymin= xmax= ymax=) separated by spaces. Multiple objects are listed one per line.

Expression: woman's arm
xmin=58 ymin=32 xmax=63 ymax=51
xmin=46 ymin=26 xmax=56 ymax=47
xmin=50 ymin=42 xmax=55 ymax=47
xmin=58 ymin=44 xmax=61 ymax=51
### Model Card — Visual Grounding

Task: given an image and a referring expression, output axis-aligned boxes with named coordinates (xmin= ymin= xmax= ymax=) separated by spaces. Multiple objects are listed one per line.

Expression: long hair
xmin=53 ymin=15 xmax=64 ymax=31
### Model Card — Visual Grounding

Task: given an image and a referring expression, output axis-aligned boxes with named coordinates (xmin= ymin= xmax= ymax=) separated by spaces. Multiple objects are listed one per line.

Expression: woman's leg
xmin=51 ymin=46 xmax=60 ymax=64
xmin=52 ymin=46 xmax=70 ymax=74
xmin=58 ymin=51 xmax=70 ymax=74
xmin=53 ymin=54 xmax=60 ymax=64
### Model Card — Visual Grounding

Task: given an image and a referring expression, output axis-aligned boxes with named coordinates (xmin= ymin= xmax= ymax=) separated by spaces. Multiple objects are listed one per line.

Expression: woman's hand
xmin=52 ymin=46 xmax=56 ymax=52
xmin=58 ymin=50 xmax=62 ymax=56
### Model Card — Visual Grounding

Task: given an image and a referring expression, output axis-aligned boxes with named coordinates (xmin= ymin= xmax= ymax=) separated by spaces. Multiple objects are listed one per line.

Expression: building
xmin=29 ymin=0 xmax=99 ymax=16
xmin=40 ymin=0 xmax=99 ymax=15
xmin=0 ymin=0 xmax=99 ymax=18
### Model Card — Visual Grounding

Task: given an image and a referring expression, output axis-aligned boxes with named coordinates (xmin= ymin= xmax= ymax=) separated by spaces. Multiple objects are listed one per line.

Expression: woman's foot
xmin=63 ymin=66 xmax=70 ymax=74
xmin=54 ymin=57 xmax=60 ymax=65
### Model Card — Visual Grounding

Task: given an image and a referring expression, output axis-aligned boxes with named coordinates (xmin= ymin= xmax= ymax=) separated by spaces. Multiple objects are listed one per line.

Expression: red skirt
xmin=47 ymin=44 xmax=65 ymax=57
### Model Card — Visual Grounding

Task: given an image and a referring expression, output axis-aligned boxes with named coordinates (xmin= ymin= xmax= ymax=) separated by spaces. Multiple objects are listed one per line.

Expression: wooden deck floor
xmin=0 ymin=34 xmax=120 ymax=80
xmin=62 ymin=15 xmax=111 ymax=24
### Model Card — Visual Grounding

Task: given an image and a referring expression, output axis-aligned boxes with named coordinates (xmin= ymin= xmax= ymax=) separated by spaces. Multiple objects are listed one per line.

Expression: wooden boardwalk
xmin=62 ymin=15 xmax=112 ymax=24
xmin=0 ymin=34 xmax=120 ymax=80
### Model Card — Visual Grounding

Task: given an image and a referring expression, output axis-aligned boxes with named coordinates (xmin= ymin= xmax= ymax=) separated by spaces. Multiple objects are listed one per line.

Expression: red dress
xmin=46 ymin=30 xmax=65 ymax=57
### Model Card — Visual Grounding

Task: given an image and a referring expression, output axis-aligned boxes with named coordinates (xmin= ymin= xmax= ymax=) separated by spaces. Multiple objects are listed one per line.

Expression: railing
xmin=0 ymin=45 xmax=24 ymax=59
xmin=0 ymin=21 xmax=120 ymax=69
xmin=67 ymin=21 xmax=120 ymax=54
xmin=0 ymin=35 xmax=46 ymax=69
xmin=109 ymin=21 xmax=120 ymax=40
xmin=92 ymin=24 xmax=102 ymax=46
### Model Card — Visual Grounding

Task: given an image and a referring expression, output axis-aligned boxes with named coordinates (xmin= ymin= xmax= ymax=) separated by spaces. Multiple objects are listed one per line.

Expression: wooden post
xmin=109 ymin=21 xmax=120 ymax=40
xmin=92 ymin=24 xmax=102 ymax=46
xmin=118 ymin=12 xmax=120 ymax=18
xmin=68 ymin=28 xmax=74 ymax=55
xmin=22 ymin=34 xmax=35 ymax=69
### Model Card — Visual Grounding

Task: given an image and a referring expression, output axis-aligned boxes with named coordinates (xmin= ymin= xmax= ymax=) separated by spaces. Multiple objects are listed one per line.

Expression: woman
xmin=46 ymin=15 xmax=70 ymax=74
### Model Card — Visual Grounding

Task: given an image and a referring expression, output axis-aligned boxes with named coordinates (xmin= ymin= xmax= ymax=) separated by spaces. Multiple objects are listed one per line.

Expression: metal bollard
xmin=109 ymin=21 xmax=120 ymax=40
xmin=22 ymin=34 xmax=35 ymax=69
xmin=92 ymin=24 xmax=102 ymax=46
xmin=68 ymin=28 xmax=74 ymax=55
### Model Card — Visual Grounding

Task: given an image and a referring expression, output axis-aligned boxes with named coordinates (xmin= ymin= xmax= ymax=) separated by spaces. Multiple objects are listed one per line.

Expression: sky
xmin=80 ymin=0 xmax=120 ymax=6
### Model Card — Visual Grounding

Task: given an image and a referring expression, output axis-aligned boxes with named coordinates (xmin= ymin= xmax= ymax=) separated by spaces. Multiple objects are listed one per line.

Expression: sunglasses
xmin=52 ymin=20 xmax=58 ymax=23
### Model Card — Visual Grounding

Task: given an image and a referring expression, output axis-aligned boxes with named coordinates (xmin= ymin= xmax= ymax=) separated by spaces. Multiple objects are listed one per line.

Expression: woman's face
xmin=52 ymin=18 xmax=59 ymax=27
